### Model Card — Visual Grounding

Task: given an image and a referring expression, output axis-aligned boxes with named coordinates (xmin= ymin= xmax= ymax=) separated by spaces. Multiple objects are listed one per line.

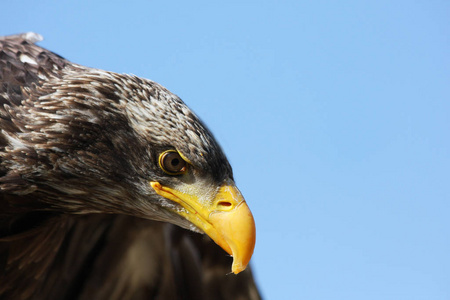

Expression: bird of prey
xmin=0 ymin=33 xmax=259 ymax=299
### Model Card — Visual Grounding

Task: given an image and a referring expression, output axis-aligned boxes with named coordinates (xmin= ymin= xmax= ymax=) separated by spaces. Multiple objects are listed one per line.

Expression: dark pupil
xmin=171 ymin=158 xmax=180 ymax=167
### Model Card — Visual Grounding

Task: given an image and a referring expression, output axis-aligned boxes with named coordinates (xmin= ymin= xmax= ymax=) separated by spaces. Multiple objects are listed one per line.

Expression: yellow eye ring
xmin=158 ymin=150 xmax=188 ymax=175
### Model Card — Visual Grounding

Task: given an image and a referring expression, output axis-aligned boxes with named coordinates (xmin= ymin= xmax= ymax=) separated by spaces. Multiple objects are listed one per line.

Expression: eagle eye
xmin=159 ymin=150 xmax=187 ymax=175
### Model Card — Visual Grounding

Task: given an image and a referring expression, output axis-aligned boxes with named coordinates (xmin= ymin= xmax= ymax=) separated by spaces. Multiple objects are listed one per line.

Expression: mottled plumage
xmin=0 ymin=33 xmax=259 ymax=299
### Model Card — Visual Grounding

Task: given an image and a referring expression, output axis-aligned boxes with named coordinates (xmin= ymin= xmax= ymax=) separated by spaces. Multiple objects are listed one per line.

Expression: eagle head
xmin=0 ymin=46 xmax=255 ymax=274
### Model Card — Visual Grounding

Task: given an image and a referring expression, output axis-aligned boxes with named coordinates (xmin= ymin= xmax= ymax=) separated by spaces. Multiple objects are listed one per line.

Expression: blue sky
xmin=3 ymin=1 xmax=449 ymax=299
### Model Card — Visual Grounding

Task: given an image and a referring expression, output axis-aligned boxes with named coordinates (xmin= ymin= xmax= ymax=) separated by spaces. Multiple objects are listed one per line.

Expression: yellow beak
xmin=150 ymin=181 xmax=256 ymax=274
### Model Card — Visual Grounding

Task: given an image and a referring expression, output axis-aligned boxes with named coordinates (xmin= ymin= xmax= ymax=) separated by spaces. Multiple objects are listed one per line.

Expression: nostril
xmin=217 ymin=201 xmax=232 ymax=209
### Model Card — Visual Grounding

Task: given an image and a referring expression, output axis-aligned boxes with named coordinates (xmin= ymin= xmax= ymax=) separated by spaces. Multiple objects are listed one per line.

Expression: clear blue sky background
xmin=2 ymin=1 xmax=449 ymax=299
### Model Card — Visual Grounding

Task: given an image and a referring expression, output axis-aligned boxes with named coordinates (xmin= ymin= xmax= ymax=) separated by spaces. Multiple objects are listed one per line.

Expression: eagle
xmin=0 ymin=33 xmax=259 ymax=299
